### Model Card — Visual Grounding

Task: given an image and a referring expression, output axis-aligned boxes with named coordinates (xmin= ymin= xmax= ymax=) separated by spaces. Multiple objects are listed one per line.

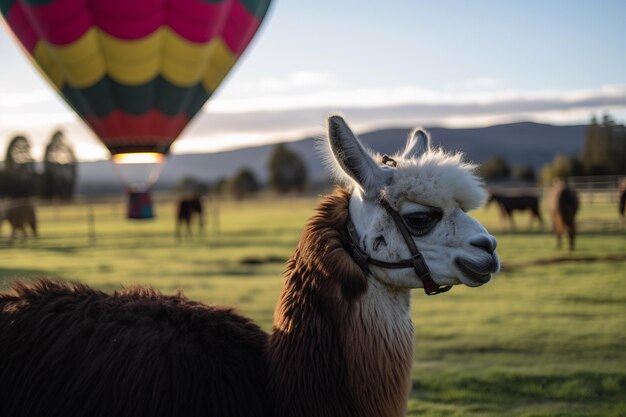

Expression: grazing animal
xmin=549 ymin=180 xmax=579 ymax=251
xmin=487 ymin=193 xmax=543 ymax=230
xmin=0 ymin=199 xmax=37 ymax=242
xmin=0 ymin=115 xmax=499 ymax=417
xmin=175 ymin=195 xmax=204 ymax=238
xmin=618 ymin=178 xmax=626 ymax=219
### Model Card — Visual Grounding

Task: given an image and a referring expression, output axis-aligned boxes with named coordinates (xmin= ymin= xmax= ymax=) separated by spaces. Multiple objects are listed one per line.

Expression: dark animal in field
xmin=0 ymin=116 xmax=499 ymax=417
xmin=487 ymin=193 xmax=543 ymax=230
xmin=618 ymin=178 xmax=626 ymax=218
xmin=175 ymin=196 xmax=204 ymax=238
xmin=0 ymin=199 xmax=37 ymax=242
xmin=549 ymin=180 xmax=579 ymax=251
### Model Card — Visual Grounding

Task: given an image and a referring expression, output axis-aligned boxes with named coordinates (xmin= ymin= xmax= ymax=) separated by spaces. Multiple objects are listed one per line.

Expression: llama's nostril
xmin=470 ymin=236 xmax=497 ymax=255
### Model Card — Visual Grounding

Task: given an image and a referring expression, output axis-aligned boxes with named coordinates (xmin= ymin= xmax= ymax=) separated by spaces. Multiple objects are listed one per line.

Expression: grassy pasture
xmin=1 ymin=194 xmax=625 ymax=416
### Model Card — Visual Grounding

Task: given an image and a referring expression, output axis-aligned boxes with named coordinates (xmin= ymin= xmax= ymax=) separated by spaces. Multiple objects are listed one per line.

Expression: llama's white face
xmin=326 ymin=115 xmax=499 ymax=290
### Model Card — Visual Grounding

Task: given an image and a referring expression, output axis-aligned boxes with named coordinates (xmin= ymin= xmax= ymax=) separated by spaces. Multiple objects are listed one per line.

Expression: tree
xmin=230 ymin=168 xmax=260 ymax=200
xmin=175 ymin=176 xmax=207 ymax=196
xmin=477 ymin=156 xmax=511 ymax=181
xmin=513 ymin=164 xmax=536 ymax=183
xmin=581 ymin=113 xmax=626 ymax=175
xmin=268 ymin=143 xmax=308 ymax=193
xmin=41 ymin=130 xmax=77 ymax=200
xmin=3 ymin=135 xmax=37 ymax=198
xmin=540 ymin=154 xmax=584 ymax=184
xmin=211 ymin=177 xmax=229 ymax=196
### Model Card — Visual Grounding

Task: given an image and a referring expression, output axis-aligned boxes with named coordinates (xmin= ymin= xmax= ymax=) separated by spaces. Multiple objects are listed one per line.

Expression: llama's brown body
xmin=618 ymin=179 xmax=626 ymax=218
xmin=267 ymin=189 xmax=413 ymax=417
xmin=0 ymin=281 xmax=268 ymax=417
xmin=1 ymin=199 xmax=37 ymax=240
xmin=0 ymin=189 xmax=413 ymax=417
xmin=549 ymin=181 xmax=579 ymax=250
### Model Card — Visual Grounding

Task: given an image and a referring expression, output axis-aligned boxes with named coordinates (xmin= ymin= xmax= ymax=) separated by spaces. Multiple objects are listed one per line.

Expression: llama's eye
xmin=403 ymin=210 xmax=442 ymax=236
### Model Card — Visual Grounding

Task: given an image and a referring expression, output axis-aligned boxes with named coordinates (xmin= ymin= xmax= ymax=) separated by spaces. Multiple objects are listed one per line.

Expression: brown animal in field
xmin=0 ymin=199 xmax=37 ymax=242
xmin=175 ymin=195 xmax=204 ymax=238
xmin=549 ymin=180 xmax=579 ymax=251
xmin=487 ymin=192 xmax=543 ymax=230
xmin=0 ymin=116 xmax=499 ymax=417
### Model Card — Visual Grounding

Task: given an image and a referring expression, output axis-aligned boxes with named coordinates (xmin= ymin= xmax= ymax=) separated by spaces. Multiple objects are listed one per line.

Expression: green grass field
xmin=1 ymin=194 xmax=625 ymax=417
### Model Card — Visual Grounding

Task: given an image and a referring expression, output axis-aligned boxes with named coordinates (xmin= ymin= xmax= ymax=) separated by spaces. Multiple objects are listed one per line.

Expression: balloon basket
xmin=127 ymin=190 xmax=154 ymax=220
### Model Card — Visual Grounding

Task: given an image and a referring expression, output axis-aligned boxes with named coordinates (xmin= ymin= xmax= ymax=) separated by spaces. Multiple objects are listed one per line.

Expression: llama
xmin=0 ymin=115 xmax=499 ymax=417
xmin=175 ymin=195 xmax=204 ymax=239
xmin=549 ymin=179 xmax=579 ymax=251
xmin=0 ymin=198 xmax=37 ymax=242
xmin=618 ymin=178 xmax=626 ymax=219
xmin=487 ymin=193 xmax=543 ymax=230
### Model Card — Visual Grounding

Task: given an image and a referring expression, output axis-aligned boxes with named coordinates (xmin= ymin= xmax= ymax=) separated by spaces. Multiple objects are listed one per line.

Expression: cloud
xmin=191 ymin=84 xmax=626 ymax=134
xmin=0 ymin=90 xmax=56 ymax=109
xmin=171 ymin=84 xmax=626 ymax=153
xmin=226 ymin=70 xmax=335 ymax=96
xmin=2 ymin=79 xmax=625 ymax=159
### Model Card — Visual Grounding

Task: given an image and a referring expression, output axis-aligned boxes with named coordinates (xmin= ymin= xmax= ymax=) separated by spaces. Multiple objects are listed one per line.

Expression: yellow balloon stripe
xmin=202 ymin=39 xmax=238 ymax=92
xmin=31 ymin=27 xmax=237 ymax=90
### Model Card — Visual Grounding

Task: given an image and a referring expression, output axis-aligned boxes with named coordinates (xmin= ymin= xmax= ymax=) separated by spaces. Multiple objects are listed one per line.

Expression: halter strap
xmin=345 ymin=197 xmax=452 ymax=296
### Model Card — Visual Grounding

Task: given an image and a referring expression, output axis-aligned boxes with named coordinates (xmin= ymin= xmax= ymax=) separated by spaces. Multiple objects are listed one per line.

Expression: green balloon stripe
xmin=196 ymin=0 xmax=271 ymax=18
xmin=61 ymin=76 xmax=212 ymax=119
xmin=0 ymin=0 xmax=16 ymax=16
xmin=240 ymin=0 xmax=272 ymax=18
xmin=20 ymin=0 xmax=55 ymax=4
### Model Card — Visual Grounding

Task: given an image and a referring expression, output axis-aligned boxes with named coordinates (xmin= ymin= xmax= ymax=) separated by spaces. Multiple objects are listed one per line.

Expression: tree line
xmin=178 ymin=143 xmax=308 ymax=200
xmin=477 ymin=114 xmax=626 ymax=184
xmin=0 ymin=131 xmax=77 ymax=200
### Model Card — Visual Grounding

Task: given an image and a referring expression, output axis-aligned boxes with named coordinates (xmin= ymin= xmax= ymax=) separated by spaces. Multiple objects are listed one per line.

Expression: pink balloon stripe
xmin=88 ymin=0 xmax=164 ymax=39
xmin=5 ymin=2 xmax=39 ymax=52
xmin=21 ymin=0 xmax=91 ymax=45
xmin=8 ymin=0 xmax=259 ymax=51
xmin=87 ymin=0 xmax=165 ymax=19
xmin=221 ymin=0 xmax=259 ymax=55
xmin=94 ymin=9 xmax=163 ymax=40
xmin=164 ymin=0 xmax=228 ymax=43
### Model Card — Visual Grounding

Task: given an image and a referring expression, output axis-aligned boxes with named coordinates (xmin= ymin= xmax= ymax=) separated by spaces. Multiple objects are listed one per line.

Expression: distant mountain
xmin=76 ymin=122 xmax=586 ymax=194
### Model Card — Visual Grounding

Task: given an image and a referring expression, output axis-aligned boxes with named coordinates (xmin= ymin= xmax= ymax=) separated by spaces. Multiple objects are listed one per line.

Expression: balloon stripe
xmin=221 ymin=0 xmax=259 ymax=54
xmin=33 ymin=41 xmax=65 ymax=87
xmin=61 ymin=77 xmax=115 ymax=117
xmin=21 ymin=0 xmax=55 ymax=4
xmin=31 ymin=27 xmax=238 ymax=89
xmin=85 ymin=109 xmax=190 ymax=154
xmin=222 ymin=2 xmax=261 ymax=55
xmin=0 ymin=0 xmax=17 ymax=17
xmin=4 ymin=1 xmax=39 ymax=52
xmin=59 ymin=75 xmax=213 ymax=118
xmin=21 ymin=0 xmax=91 ymax=45
xmin=239 ymin=0 xmax=271 ymax=18
xmin=14 ymin=0 xmax=258 ymax=45
xmin=33 ymin=34 xmax=106 ymax=88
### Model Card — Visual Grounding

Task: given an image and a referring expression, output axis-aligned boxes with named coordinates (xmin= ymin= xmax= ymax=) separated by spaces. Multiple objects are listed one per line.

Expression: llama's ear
xmin=326 ymin=115 xmax=389 ymax=196
xmin=402 ymin=128 xmax=431 ymax=160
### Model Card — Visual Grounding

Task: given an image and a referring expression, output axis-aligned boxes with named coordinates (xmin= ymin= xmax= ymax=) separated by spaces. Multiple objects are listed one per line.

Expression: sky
xmin=1 ymin=0 xmax=626 ymax=161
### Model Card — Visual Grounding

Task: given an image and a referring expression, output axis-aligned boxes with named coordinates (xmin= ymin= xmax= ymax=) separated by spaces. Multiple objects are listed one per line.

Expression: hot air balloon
xmin=1 ymin=0 xmax=272 ymax=218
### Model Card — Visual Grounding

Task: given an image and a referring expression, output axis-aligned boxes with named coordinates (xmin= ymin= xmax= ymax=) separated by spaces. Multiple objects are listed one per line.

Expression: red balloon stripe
xmin=85 ymin=109 xmax=190 ymax=146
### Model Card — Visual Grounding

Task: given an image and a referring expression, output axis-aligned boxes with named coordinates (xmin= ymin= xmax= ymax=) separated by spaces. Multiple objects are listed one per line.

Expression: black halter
xmin=345 ymin=196 xmax=452 ymax=296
